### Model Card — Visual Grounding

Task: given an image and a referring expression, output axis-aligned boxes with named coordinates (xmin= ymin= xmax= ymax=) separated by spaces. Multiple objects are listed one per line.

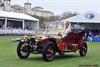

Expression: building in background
xmin=0 ymin=0 xmax=54 ymax=17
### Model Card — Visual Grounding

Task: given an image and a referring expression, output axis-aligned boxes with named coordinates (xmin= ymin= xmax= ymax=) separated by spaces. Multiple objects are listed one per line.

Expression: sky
xmin=11 ymin=0 xmax=100 ymax=15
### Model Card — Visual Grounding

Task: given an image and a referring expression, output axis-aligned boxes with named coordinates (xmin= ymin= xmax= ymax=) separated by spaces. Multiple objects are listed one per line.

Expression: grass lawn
xmin=0 ymin=36 xmax=100 ymax=67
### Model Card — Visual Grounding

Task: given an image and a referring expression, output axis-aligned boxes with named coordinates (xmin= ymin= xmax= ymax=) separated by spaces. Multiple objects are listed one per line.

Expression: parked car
xmin=16 ymin=30 xmax=88 ymax=62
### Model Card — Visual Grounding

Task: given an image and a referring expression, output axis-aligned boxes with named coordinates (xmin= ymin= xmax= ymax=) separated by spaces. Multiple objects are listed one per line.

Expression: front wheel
xmin=42 ymin=42 xmax=55 ymax=61
xmin=17 ymin=42 xmax=30 ymax=59
xmin=79 ymin=43 xmax=88 ymax=56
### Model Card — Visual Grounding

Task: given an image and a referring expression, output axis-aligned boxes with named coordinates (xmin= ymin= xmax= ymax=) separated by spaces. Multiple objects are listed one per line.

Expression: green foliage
xmin=61 ymin=11 xmax=78 ymax=20
xmin=30 ymin=15 xmax=60 ymax=22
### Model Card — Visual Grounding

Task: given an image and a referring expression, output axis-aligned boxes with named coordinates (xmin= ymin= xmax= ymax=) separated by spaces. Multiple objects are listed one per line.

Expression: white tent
xmin=0 ymin=10 xmax=39 ymax=30
xmin=62 ymin=11 xmax=100 ymax=30
xmin=63 ymin=11 xmax=100 ymax=23
xmin=0 ymin=10 xmax=39 ymax=21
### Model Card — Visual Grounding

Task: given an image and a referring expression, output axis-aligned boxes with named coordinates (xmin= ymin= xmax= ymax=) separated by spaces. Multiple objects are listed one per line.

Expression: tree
xmin=61 ymin=11 xmax=78 ymax=20
xmin=47 ymin=16 xmax=61 ymax=21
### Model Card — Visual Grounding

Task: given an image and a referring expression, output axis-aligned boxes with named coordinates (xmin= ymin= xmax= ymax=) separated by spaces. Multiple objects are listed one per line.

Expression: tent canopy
xmin=63 ymin=11 xmax=100 ymax=23
xmin=0 ymin=10 xmax=39 ymax=21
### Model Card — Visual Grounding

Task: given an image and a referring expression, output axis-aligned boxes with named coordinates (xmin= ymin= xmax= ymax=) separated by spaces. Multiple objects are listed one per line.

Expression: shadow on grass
xmin=24 ymin=53 xmax=80 ymax=62
xmin=55 ymin=54 xmax=80 ymax=60
xmin=27 ymin=56 xmax=43 ymax=62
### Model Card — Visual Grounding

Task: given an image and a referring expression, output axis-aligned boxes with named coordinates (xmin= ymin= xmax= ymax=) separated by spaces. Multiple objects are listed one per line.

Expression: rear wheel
xmin=79 ymin=43 xmax=88 ymax=56
xmin=42 ymin=42 xmax=55 ymax=61
xmin=17 ymin=42 xmax=30 ymax=59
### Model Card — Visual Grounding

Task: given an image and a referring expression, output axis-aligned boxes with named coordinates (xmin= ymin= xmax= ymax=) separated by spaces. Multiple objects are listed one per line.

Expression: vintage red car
xmin=16 ymin=30 xmax=88 ymax=61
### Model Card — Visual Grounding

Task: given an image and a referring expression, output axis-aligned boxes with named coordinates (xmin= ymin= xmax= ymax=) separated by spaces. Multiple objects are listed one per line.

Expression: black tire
xmin=42 ymin=42 xmax=55 ymax=61
xmin=17 ymin=42 xmax=30 ymax=59
xmin=79 ymin=43 xmax=88 ymax=56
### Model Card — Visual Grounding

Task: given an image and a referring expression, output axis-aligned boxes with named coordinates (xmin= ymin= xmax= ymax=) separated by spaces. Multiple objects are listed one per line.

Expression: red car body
xmin=17 ymin=31 xmax=88 ymax=61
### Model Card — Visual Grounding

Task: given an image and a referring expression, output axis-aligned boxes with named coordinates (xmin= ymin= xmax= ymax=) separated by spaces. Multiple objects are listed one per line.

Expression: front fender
xmin=37 ymin=38 xmax=62 ymax=53
xmin=37 ymin=38 xmax=50 ymax=46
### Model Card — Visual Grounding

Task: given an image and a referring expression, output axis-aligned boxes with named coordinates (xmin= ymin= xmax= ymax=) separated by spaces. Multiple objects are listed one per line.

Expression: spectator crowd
xmin=0 ymin=28 xmax=36 ymax=35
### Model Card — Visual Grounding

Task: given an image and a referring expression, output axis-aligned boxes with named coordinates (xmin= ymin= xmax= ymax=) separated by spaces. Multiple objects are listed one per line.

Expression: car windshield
xmin=46 ymin=21 xmax=64 ymax=35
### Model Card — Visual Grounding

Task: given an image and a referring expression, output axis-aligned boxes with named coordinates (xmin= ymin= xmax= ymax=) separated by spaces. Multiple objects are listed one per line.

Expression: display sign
xmin=85 ymin=13 xmax=95 ymax=19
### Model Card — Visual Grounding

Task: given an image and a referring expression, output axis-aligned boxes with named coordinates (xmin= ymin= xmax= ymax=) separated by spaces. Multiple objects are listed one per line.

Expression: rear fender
xmin=78 ymin=39 xmax=85 ymax=49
